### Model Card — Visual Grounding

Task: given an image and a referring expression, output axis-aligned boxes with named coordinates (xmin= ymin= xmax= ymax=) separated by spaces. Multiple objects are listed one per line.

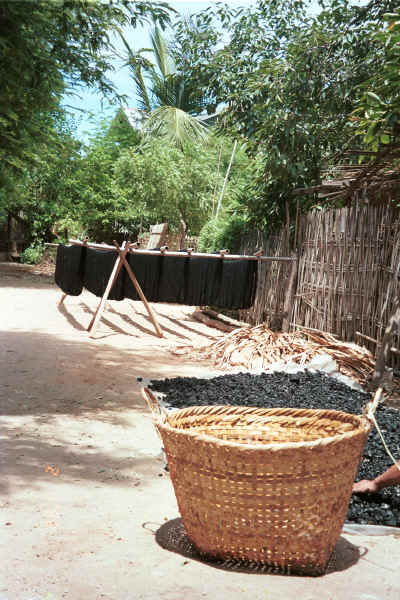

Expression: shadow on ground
xmin=0 ymin=420 xmax=162 ymax=496
xmin=0 ymin=325 xmax=212 ymax=497
xmin=0 ymin=329 xmax=204 ymax=420
xmin=155 ymin=518 xmax=366 ymax=577
xmin=0 ymin=269 xmax=54 ymax=288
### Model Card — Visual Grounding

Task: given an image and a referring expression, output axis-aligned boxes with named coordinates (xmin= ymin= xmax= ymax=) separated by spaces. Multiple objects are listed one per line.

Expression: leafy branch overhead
xmin=0 ymin=0 xmax=172 ymax=182
xmin=352 ymin=10 xmax=400 ymax=149
xmin=172 ymin=0 xmax=400 ymax=230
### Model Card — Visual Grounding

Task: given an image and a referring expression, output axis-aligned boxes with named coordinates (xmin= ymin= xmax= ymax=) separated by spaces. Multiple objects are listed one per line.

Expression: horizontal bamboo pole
xmin=68 ymin=239 xmax=117 ymax=251
xmin=67 ymin=239 xmax=295 ymax=262
xmin=355 ymin=331 xmax=378 ymax=345
xmin=356 ymin=331 xmax=400 ymax=355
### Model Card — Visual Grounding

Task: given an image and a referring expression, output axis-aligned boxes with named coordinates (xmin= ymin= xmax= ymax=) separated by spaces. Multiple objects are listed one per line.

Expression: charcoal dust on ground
xmin=149 ymin=370 xmax=400 ymax=528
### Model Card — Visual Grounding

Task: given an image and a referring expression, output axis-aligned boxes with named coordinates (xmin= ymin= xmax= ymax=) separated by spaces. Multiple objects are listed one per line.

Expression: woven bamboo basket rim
xmin=154 ymin=404 xmax=371 ymax=452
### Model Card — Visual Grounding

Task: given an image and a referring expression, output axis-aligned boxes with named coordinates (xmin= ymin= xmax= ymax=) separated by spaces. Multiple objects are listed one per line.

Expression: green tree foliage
xmin=197 ymin=150 xmax=263 ymax=253
xmin=4 ymin=110 xmax=83 ymax=248
xmin=121 ymin=25 xmax=202 ymax=113
xmin=197 ymin=212 xmax=249 ymax=254
xmin=107 ymin=109 xmax=143 ymax=149
xmin=173 ymin=0 xmax=400 ymax=231
xmin=56 ymin=120 xmax=142 ymax=243
xmin=113 ymin=134 xmax=252 ymax=235
xmin=4 ymin=101 xmax=255 ymax=251
xmin=33 ymin=115 xmax=252 ymax=245
xmin=352 ymin=9 xmax=400 ymax=148
xmin=173 ymin=1 xmax=309 ymax=114
xmin=0 ymin=0 xmax=171 ymax=185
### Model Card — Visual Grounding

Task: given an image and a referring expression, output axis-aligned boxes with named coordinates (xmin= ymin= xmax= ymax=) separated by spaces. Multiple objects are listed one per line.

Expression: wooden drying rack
xmin=54 ymin=238 xmax=296 ymax=338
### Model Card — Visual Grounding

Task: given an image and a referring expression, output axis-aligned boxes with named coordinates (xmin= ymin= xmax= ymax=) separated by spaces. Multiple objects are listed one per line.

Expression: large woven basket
xmin=154 ymin=404 xmax=371 ymax=575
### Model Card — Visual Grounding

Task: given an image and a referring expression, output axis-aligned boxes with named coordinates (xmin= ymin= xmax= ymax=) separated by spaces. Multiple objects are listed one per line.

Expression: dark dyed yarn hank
xmin=54 ymin=244 xmax=85 ymax=296
xmin=183 ymin=256 xmax=221 ymax=306
xmin=124 ymin=253 xmax=163 ymax=302
xmin=83 ymin=248 xmax=125 ymax=301
xmin=183 ymin=257 xmax=258 ymax=309
xmin=125 ymin=252 xmax=187 ymax=304
xmin=125 ymin=252 xmax=258 ymax=308
xmin=158 ymin=255 xmax=187 ymax=303
xmin=214 ymin=259 xmax=258 ymax=310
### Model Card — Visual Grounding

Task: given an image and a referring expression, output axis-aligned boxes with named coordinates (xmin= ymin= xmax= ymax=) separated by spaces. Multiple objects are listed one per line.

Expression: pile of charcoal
xmin=150 ymin=371 xmax=400 ymax=528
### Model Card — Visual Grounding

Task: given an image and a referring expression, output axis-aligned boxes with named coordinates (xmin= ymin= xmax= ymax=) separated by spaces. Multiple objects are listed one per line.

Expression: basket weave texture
xmin=156 ymin=405 xmax=371 ymax=575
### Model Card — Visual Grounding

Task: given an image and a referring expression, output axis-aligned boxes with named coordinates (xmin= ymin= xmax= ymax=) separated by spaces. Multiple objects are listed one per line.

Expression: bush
xmin=197 ymin=211 xmax=249 ymax=254
xmin=20 ymin=242 xmax=45 ymax=265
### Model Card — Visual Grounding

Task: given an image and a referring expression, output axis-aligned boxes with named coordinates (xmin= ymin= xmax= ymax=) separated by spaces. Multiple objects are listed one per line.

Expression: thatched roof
xmin=294 ymin=146 xmax=400 ymax=203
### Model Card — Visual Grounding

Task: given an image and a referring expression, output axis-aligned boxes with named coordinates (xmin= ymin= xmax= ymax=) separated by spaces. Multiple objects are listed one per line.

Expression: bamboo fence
xmin=240 ymin=199 xmax=400 ymax=364
xmin=239 ymin=227 xmax=292 ymax=328
xmin=293 ymin=202 xmax=400 ymax=353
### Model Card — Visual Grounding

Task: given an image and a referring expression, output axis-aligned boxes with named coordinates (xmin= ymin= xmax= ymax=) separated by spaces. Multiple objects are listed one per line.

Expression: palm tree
xmin=119 ymin=26 xmax=208 ymax=148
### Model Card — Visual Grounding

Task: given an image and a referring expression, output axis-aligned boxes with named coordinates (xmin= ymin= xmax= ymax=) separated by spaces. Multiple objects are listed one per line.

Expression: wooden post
xmin=87 ymin=241 xmax=127 ymax=336
xmin=116 ymin=242 xmax=163 ymax=338
xmin=294 ymin=199 xmax=299 ymax=249
xmin=282 ymin=253 xmax=298 ymax=332
xmin=372 ymin=300 xmax=400 ymax=391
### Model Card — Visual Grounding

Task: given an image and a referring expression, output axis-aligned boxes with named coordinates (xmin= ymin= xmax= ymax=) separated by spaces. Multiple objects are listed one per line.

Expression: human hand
xmin=352 ymin=479 xmax=379 ymax=494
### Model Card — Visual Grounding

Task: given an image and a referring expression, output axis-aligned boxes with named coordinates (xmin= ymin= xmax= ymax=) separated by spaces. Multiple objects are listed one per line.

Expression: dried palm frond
xmin=173 ymin=325 xmax=375 ymax=385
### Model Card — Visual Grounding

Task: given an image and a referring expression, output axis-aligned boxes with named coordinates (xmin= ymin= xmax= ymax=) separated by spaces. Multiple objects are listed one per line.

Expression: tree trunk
xmin=7 ymin=213 xmax=18 ymax=260
xmin=179 ymin=216 xmax=188 ymax=250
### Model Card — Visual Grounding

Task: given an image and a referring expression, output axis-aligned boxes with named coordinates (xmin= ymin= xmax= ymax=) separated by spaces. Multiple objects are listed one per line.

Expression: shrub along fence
xmin=240 ymin=200 xmax=400 ymax=361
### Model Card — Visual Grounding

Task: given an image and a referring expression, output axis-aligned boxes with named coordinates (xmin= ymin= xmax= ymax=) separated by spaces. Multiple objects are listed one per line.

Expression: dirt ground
xmin=1 ymin=264 xmax=399 ymax=600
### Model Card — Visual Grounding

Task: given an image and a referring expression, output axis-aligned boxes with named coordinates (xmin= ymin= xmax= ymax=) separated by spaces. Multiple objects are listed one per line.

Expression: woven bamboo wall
xmin=239 ymin=227 xmax=292 ymax=328
xmin=241 ymin=201 xmax=400 ymax=359
xmin=292 ymin=202 xmax=400 ymax=354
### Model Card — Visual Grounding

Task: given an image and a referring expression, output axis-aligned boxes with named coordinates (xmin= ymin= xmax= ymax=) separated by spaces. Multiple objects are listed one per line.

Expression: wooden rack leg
xmin=118 ymin=248 xmax=163 ymax=338
xmin=88 ymin=242 xmax=127 ymax=336
xmin=59 ymin=293 xmax=67 ymax=305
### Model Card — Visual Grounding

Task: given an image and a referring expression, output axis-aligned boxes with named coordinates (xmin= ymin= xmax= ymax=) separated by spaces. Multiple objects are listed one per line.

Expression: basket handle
xmin=362 ymin=387 xmax=400 ymax=469
xmin=362 ymin=387 xmax=383 ymax=423
xmin=141 ymin=386 xmax=168 ymax=423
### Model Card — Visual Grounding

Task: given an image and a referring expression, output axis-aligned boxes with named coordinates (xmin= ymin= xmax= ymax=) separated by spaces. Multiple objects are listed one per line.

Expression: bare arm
xmin=353 ymin=462 xmax=400 ymax=494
